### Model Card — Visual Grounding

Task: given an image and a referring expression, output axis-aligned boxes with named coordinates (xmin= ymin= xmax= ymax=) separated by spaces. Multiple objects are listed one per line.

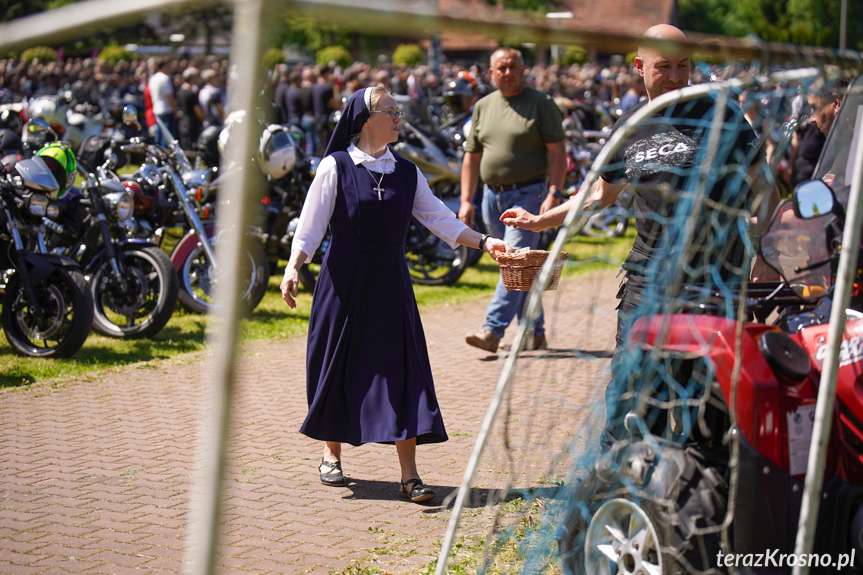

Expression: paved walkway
xmin=0 ymin=270 xmax=620 ymax=575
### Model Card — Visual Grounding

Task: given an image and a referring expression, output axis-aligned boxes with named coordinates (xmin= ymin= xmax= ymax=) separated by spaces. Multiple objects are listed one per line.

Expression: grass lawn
xmin=0 ymin=228 xmax=634 ymax=387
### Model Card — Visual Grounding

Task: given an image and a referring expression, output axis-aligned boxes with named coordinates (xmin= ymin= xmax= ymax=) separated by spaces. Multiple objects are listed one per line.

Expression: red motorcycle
xmin=560 ymin=76 xmax=863 ymax=574
xmin=560 ymin=182 xmax=863 ymax=575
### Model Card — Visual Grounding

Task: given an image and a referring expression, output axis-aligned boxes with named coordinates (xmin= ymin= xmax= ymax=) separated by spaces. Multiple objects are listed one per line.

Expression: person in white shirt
xmin=147 ymin=59 xmax=178 ymax=146
xmin=280 ymin=87 xmax=510 ymax=503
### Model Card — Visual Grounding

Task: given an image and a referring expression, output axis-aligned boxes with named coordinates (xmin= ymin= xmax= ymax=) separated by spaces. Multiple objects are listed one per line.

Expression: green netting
xmin=438 ymin=66 xmax=863 ymax=575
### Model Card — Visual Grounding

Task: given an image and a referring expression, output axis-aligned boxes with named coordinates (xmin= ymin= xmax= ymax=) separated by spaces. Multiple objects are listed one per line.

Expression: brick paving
xmin=0 ymin=270 xmax=620 ymax=575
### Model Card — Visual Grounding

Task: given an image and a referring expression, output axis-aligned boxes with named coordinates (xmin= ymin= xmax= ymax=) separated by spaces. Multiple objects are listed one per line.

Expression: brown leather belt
xmin=488 ymin=177 xmax=546 ymax=193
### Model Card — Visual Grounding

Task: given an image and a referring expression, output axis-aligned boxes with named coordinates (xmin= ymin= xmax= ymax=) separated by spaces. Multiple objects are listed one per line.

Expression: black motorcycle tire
xmin=559 ymin=441 xmax=727 ymax=575
xmin=2 ymin=266 xmax=93 ymax=358
xmin=177 ymin=239 xmax=270 ymax=315
xmin=406 ymin=242 xmax=470 ymax=286
xmin=91 ymin=244 xmax=179 ymax=339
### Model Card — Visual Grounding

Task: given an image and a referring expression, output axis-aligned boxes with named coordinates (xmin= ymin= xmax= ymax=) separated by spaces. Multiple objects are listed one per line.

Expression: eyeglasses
xmin=370 ymin=109 xmax=405 ymax=120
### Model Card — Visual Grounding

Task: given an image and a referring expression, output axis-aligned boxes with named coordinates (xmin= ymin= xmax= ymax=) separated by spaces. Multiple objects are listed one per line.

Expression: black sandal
xmin=400 ymin=478 xmax=435 ymax=503
xmin=318 ymin=459 xmax=346 ymax=487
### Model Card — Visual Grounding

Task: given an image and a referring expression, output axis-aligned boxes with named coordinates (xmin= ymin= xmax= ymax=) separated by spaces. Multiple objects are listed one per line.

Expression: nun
xmin=280 ymin=86 xmax=511 ymax=503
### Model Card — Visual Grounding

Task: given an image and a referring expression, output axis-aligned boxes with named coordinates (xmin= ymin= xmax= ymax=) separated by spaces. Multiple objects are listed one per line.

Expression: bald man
xmin=501 ymin=24 xmax=778 ymax=450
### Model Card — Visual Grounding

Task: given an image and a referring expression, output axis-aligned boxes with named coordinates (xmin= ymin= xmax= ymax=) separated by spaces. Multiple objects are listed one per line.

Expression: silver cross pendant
xmin=374 ymin=185 xmax=384 ymax=200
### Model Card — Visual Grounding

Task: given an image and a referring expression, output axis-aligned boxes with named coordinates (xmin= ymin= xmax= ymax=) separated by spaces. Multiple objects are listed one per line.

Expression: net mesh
xmin=439 ymin=65 xmax=863 ymax=575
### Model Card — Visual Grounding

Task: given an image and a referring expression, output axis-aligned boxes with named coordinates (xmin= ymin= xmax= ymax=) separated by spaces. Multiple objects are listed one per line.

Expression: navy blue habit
xmin=299 ymin=88 xmax=448 ymax=446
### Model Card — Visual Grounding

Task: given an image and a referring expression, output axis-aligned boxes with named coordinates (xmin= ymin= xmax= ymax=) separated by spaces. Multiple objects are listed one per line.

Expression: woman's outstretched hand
xmin=484 ymin=237 xmax=512 ymax=261
xmin=500 ymin=207 xmax=541 ymax=231
xmin=280 ymin=268 xmax=300 ymax=308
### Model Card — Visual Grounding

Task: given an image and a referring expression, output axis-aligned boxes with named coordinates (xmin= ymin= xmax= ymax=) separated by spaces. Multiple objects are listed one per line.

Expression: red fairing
xmin=797 ymin=319 xmax=863 ymax=483
xmin=630 ymin=314 xmax=820 ymax=475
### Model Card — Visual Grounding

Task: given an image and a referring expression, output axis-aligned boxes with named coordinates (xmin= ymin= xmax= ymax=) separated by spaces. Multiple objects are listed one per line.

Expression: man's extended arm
xmin=501 ymin=177 xmax=624 ymax=232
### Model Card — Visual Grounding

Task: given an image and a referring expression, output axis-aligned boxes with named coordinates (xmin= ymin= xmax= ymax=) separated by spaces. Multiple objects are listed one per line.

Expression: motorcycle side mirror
xmin=793 ymin=180 xmax=843 ymax=221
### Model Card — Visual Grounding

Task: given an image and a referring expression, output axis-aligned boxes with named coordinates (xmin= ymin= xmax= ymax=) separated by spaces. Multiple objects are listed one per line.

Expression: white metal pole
xmin=183 ymin=0 xmax=269 ymax=573
xmin=792 ymin=113 xmax=863 ymax=575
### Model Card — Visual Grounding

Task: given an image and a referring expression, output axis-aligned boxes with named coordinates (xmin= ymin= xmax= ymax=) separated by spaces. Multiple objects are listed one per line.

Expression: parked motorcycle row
xmin=0 ymin=82 xmax=627 ymax=358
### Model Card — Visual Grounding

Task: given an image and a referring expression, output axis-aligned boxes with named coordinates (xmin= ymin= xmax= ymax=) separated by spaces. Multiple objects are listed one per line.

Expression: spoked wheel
xmin=581 ymin=205 xmax=629 ymax=238
xmin=2 ymin=267 xmax=93 ymax=358
xmin=585 ymin=499 xmax=663 ymax=575
xmin=559 ymin=441 xmax=727 ymax=575
xmin=90 ymin=244 xmax=179 ymax=339
xmin=405 ymin=218 xmax=469 ymax=286
xmin=177 ymin=234 xmax=270 ymax=314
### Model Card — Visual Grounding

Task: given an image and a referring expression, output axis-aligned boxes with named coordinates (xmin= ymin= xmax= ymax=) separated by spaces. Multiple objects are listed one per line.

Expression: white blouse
xmin=290 ymin=143 xmax=470 ymax=264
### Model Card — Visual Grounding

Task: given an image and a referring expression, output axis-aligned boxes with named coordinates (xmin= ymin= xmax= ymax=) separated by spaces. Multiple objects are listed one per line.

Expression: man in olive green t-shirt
xmin=459 ymin=47 xmax=566 ymax=353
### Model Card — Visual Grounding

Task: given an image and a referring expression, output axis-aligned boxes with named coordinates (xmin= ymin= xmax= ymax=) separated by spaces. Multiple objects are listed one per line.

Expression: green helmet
xmin=36 ymin=142 xmax=77 ymax=198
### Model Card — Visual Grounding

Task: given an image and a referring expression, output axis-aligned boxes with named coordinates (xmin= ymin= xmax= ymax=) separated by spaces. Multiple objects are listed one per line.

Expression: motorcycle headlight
xmin=28 ymin=194 xmax=49 ymax=216
xmin=104 ymin=191 xmax=134 ymax=221
xmin=46 ymin=203 xmax=60 ymax=218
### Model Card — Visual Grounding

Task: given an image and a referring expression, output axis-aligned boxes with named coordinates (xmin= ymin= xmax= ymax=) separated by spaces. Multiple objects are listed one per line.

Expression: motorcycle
xmin=393 ymin=98 xmax=471 ymax=286
xmin=119 ymin=107 xmax=269 ymax=315
xmin=0 ymin=155 xmax=93 ymax=357
xmin=27 ymin=95 xmax=104 ymax=152
xmin=42 ymin=153 xmax=179 ymax=339
xmin=559 ymin=74 xmax=863 ymax=574
xmin=251 ymin=122 xmax=320 ymax=290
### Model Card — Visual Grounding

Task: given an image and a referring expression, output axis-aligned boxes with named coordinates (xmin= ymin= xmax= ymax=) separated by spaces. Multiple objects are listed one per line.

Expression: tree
xmin=679 ymin=0 xmax=863 ymax=51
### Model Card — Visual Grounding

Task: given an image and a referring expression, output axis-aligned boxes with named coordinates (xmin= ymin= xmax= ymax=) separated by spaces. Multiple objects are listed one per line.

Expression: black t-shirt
xmin=601 ymin=95 xmax=763 ymax=285
xmin=285 ymin=85 xmax=305 ymax=124
xmin=312 ymin=82 xmax=334 ymax=120
xmin=792 ymin=123 xmax=826 ymax=186
xmin=177 ymin=89 xmax=201 ymax=125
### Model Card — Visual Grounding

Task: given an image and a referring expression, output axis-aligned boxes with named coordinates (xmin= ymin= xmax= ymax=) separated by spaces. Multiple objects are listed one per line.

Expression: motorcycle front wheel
xmin=2 ymin=266 xmax=94 ymax=358
xmin=90 ymin=244 xmax=179 ymax=339
xmin=559 ymin=441 xmax=727 ymax=575
xmin=177 ymin=238 xmax=270 ymax=315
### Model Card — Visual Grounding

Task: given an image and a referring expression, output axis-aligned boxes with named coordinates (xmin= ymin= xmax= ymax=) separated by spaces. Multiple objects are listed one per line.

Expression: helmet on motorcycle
xmin=217 ymin=110 xmax=248 ymax=156
xmin=442 ymin=72 xmax=478 ymax=115
xmin=36 ymin=142 xmax=77 ymax=199
xmin=258 ymin=124 xmax=297 ymax=179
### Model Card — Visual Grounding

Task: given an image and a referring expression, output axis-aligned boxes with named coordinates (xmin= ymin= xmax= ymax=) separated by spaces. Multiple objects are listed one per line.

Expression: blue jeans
xmin=154 ymin=112 xmax=177 ymax=147
xmin=481 ymin=182 xmax=546 ymax=339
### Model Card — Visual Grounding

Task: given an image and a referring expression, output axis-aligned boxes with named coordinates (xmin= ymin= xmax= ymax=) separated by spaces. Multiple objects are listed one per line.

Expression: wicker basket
xmin=498 ymin=250 xmax=568 ymax=291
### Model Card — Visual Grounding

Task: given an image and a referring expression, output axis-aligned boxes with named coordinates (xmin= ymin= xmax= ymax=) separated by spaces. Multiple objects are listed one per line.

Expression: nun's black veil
xmin=323 ymin=87 xmax=371 ymax=157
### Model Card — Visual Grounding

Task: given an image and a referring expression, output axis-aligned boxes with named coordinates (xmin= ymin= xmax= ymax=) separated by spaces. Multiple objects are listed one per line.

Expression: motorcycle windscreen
xmin=812 ymin=75 xmax=863 ymax=208
xmin=760 ymin=198 xmax=834 ymax=302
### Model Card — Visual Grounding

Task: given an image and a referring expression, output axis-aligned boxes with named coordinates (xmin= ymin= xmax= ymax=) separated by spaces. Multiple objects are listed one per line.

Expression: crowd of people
xmin=0 ymin=51 xmax=661 ymax=147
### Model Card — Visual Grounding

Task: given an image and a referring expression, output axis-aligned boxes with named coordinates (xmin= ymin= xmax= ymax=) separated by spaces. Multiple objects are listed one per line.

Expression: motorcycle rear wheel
xmin=2 ymin=267 xmax=93 ymax=358
xmin=177 ymin=239 xmax=270 ymax=315
xmin=91 ymin=244 xmax=179 ymax=339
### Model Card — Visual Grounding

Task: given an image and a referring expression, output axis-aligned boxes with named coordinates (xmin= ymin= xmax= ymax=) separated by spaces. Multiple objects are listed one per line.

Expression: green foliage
xmin=679 ymin=0 xmax=863 ymax=51
xmin=20 ymin=46 xmax=58 ymax=64
xmin=46 ymin=0 xmax=75 ymax=8
xmin=262 ymin=47 xmax=286 ymax=71
xmin=392 ymin=43 xmax=424 ymax=67
xmin=558 ymin=46 xmax=587 ymax=66
xmin=97 ymin=45 xmax=135 ymax=65
xmin=283 ymin=14 xmax=351 ymax=56
xmin=317 ymin=45 xmax=352 ymax=69
xmin=487 ymin=0 xmax=565 ymax=16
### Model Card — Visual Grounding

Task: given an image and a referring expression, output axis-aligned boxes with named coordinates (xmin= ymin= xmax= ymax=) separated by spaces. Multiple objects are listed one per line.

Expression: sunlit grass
xmin=0 ymin=228 xmax=633 ymax=388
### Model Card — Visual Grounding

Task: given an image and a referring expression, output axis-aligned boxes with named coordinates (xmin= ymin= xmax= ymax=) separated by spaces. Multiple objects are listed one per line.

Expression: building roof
xmin=435 ymin=0 xmax=677 ymax=54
